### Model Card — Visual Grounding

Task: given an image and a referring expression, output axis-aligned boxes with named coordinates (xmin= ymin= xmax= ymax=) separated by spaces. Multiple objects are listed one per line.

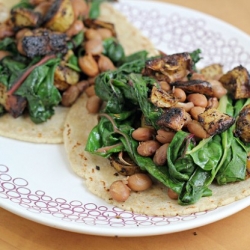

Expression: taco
xmin=0 ymin=0 xmax=157 ymax=144
xmin=64 ymin=93 xmax=250 ymax=216
xmin=63 ymin=44 xmax=250 ymax=215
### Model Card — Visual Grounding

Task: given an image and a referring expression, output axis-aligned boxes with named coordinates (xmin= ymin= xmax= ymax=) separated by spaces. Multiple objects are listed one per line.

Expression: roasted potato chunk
xmin=234 ymin=104 xmax=250 ymax=142
xmin=143 ymin=52 xmax=193 ymax=83
xmin=11 ymin=8 xmax=41 ymax=28
xmin=44 ymin=0 xmax=74 ymax=32
xmin=150 ymin=86 xmax=177 ymax=108
xmin=157 ymin=107 xmax=190 ymax=131
xmin=21 ymin=28 xmax=68 ymax=57
xmin=54 ymin=65 xmax=80 ymax=91
xmin=110 ymin=153 xmax=141 ymax=176
xmin=200 ymin=63 xmax=223 ymax=80
xmin=5 ymin=94 xmax=27 ymax=118
xmin=171 ymin=80 xmax=214 ymax=96
xmin=219 ymin=65 xmax=250 ymax=99
xmin=198 ymin=108 xmax=235 ymax=136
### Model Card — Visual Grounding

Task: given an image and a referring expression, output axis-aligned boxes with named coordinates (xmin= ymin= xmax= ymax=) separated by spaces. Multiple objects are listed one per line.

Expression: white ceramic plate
xmin=1 ymin=0 xmax=250 ymax=237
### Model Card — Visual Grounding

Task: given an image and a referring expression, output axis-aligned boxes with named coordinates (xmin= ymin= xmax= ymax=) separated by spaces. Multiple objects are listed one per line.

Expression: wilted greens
xmin=86 ymin=51 xmax=250 ymax=205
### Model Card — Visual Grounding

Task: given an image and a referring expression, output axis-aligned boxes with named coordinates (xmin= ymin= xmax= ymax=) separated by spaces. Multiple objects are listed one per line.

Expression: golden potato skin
xmin=198 ymin=108 xmax=235 ymax=136
xmin=11 ymin=8 xmax=41 ymax=28
xmin=45 ymin=0 xmax=74 ymax=32
xmin=219 ymin=65 xmax=250 ymax=99
xmin=54 ymin=65 xmax=80 ymax=90
xmin=200 ymin=63 xmax=223 ymax=80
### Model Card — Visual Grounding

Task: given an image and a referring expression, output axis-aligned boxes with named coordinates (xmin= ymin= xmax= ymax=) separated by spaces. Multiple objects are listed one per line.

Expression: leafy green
xmin=14 ymin=58 xmax=61 ymax=123
xmin=0 ymin=55 xmax=61 ymax=123
xmin=102 ymin=37 xmax=126 ymax=65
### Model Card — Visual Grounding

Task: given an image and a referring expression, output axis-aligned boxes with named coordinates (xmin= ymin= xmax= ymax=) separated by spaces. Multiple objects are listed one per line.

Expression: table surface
xmin=1 ymin=0 xmax=250 ymax=249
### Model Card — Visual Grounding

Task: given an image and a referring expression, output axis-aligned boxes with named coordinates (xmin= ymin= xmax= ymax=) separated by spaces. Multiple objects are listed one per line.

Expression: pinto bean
xmin=34 ymin=1 xmax=52 ymax=16
xmin=186 ymin=120 xmax=209 ymax=139
xmin=84 ymin=28 xmax=102 ymax=41
xmin=98 ymin=54 xmax=116 ymax=72
xmin=86 ymin=95 xmax=102 ymax=113
xmin=132 ymin=127 xmax=155 ymax=141
xmin=190 ymin=106 xmax=205 ymax=120
xmin=84 ymin=39 xmax=103 ymax=55
xmin=71 ymin=0 xmax=89 ymax=19
xmin=209 ymin=80 xmax=227 ymax=98
xmin=66 ymin=19 xmax=84 ymax=37
xmin=187 ymin=93 xmax=207 ymax=107
xmin=153 ymin=143 xmax=169 ymax=166
xmin=190 ymin=72 xmax=206 ymax=81
xmin=0 ymin=23 xmax=14 ymax=40
xmin=207 ymin=97 xmax=219 ymax=108
xmin=85 ymin=85 xmax=95 ymax=97
xmin=173 ymin=88 xmax=186 ymax=102
xmin=167 ymin=188 xmax=178 ymax=200
xmin=75 ymin=80 xmax=89 ymax=93
xmin=159 ymin=81 xmax=171 ymax=91
xmin=137 ymin=140 xmax=161 ymax=157
xmin=109 ymin=180 xmax=130 ymax=202
xmin=78 ymin=54 xmax=99 ymax=77
xmin=88 ymin=76 xmax=97 ymax=85
xmin=156 ymin=129 xmax=175 ymax=144
xmin=127 ymin=173 xmax=152 ymax=192
xmin=96 ymin=28 xmax=113 ymax=39
xmin=61 ymin=85 xmax=80 ymax=107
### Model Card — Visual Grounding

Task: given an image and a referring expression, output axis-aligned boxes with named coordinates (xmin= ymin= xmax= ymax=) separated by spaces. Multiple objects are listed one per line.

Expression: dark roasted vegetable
xmin=157 ymin=107 xmax=190 ymax=131
xmin=20 ymin=28 xmax=68 ymax=57
xmin=219 ymin=65 xmax=250 ymax=99
xmin=171 ymin=80 xmax=214 ymax=96
xmin=234 ymin=103 xmax=250 ymax=142
xmin=44 ymin=0 xmax=74 ymax=32
xmin=143 ymin=52 xmax=193 ymax=83
xmin=198 ymin=108 xmax=235 ymax=136
xmin=11 ymin=7 xmax=42 ymax=29
xmin=110 ymin=152 xmax=141 ymax=176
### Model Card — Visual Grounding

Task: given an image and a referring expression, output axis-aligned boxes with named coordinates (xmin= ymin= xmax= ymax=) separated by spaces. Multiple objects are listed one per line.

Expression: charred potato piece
xmin=144 ymin=52 xmax=193 ymax=83
xmin=157 ymin=107 xmax=190 ymax=131
xmin=5 ymin=94 xmax=27 ymax=118
xmin=21 ymin=28 xmax=68 ymax=57
xmin=234 ymin=104 xmax=250 ymax=142
xmin=54 ymin=65 xmax=80 ymax=91
xmin=219 ymin=65 xmax=250 ymax=99
xmin=150 ymin=86 xmax=178 ymax=108
xmin=198 ymin=108 xmax=235 ymax=136
xmin=44 ymin=0 xmax=74 ymax=32
xmin=84 ymin=19 xmax=116 ymax=37
xmin=110 ymin=153 xmax=141 ymax=176
xmin=171 ymin=80 xmax=214 ymax=96
xmin=0 ymin=83 xmax=27 ymax=117
xmin=11 ymin=8 xmax=42 ymax=28
xmin=200 ymin=63 xmax=223 ymax=80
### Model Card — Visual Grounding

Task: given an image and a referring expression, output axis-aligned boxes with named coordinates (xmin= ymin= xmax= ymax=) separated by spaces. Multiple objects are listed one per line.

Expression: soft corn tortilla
xmin=64 ymin=94 xmax=250 ymax=216
xmin=0 ymin=1 xmax=157 ymax=143
xmin=63 ymin=4 xmax=250 ymax=214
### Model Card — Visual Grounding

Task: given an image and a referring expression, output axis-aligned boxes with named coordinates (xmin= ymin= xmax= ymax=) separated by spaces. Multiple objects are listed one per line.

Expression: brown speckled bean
xmin=137 ymin=140 xmax=161 ymax=157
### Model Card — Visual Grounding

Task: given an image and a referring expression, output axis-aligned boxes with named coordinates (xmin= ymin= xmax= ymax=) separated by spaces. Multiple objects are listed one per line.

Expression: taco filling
xmin=64 ymin=46 xmax=250 ymax=215
xmin=0 ymin=0 xmax=157 ymax=143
